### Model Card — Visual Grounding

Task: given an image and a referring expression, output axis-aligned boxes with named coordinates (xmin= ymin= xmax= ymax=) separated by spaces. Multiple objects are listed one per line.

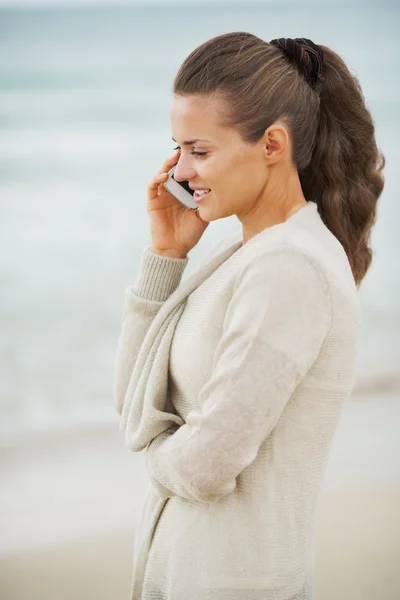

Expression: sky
xmin=0 ymin=0 xmax=281 ymax=6
xmin=0 ymin=0 xmax=360 ymax=6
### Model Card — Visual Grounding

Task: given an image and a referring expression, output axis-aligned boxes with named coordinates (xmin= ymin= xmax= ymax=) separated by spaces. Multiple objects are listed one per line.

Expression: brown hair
xmin=173 ymin=32 xmax=385 ymax=286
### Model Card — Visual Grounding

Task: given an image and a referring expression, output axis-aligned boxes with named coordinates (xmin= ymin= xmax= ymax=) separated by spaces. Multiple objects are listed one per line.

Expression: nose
xmin=173 ymin=154 xmax=196 ymax=183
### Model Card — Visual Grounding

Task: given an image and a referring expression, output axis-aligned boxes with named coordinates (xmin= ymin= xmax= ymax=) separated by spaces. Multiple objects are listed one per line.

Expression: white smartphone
xmin=164 ymin=165 xmax=199 ymax=211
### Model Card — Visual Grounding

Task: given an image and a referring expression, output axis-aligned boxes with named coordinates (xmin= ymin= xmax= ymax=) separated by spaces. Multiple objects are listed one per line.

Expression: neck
xmin=239 ymin=171 xmax=308 ymax=244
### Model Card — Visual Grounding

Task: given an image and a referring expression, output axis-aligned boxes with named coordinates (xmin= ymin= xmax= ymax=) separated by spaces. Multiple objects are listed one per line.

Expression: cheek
xmin=201 ymin=152 xmax=261 ymax=197
xmin=208 ymin=155 xmax=245 ymax=185
xmin=196 ymin=160 xmax=228 ymax=188
xmin=224 ymin=159 xmax=254 ymax=191
xmin=222 ymin=159 xmax=265 ymax=204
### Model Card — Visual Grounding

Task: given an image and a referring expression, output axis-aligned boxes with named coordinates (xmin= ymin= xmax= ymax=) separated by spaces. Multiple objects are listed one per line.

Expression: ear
xmin=263 ymin=122 xmax=290 ymax=166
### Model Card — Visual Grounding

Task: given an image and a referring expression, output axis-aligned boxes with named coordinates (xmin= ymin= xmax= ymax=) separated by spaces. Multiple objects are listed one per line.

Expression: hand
xmin=147 ymin=151 xmax=209 ymax=258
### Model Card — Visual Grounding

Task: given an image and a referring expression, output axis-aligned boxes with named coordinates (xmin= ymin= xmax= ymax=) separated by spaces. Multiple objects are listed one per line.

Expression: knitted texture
xmin=113 ymin=202 xmax=361 ymax=600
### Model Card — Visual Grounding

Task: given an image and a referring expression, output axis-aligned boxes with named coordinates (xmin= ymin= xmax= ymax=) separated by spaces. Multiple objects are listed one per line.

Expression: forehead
xmin=170 ymin=94 xmax=231 ymax=140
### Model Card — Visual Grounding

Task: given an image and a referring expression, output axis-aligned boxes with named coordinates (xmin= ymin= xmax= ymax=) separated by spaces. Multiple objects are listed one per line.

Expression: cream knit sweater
xmin=113 ymin=201 xmax=361 ymax=600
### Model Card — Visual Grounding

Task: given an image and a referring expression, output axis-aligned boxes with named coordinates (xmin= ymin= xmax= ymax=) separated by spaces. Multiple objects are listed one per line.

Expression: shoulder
xmin=223 ymin=243 xmax=333 ymax=349
xmin=231 ymin=243 xmax=333 ymax=327
xmin=234 ymin=243 xmax=331 ymax=296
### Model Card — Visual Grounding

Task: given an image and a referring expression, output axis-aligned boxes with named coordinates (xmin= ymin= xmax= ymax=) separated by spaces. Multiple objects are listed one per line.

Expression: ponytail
xmin=299 ymin=45 xmax=385 ymax=286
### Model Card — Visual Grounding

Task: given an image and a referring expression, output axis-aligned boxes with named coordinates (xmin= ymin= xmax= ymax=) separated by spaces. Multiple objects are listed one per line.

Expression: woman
xmin=113 ymin=33 xmax=385 ymax=600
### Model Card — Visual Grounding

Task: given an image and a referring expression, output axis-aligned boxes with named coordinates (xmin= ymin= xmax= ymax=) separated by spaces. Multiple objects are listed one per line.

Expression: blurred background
xmin=0 ymin=1 xmax=399 ymax=599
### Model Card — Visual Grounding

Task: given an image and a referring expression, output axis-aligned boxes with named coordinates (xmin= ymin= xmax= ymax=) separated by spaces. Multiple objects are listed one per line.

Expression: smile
xmin=193 ymin=190 xmax=211 ymax=203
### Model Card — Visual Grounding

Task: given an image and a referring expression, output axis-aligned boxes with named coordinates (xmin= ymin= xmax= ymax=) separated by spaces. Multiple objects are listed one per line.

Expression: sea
xmin=0 ymin=2 xmax=399 ymax=444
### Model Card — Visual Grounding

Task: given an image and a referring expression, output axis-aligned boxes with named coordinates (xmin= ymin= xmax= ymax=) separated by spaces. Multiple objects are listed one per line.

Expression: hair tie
xmin=269 ymin=37 xmax=325 ymax=88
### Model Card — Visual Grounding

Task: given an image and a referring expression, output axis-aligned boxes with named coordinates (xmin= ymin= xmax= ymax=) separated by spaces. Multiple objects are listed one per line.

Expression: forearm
xmin=113 ymin=247 xmax=188 ymax=415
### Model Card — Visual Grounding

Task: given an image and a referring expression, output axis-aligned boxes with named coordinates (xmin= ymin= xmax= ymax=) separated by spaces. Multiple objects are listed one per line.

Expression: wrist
xmin=150 ymin=247 xmax=188 ymax=259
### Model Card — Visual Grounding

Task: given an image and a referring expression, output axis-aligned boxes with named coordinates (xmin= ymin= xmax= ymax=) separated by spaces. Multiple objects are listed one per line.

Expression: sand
xmin=1 ymin=394 xmax=399 ymax=600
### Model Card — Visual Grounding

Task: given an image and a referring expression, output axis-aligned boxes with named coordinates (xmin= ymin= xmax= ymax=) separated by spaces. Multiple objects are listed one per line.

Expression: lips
xmin=193 ymin=190 xmax=211 ymax=203
xmin=188 ymin=184 xmax=210 ymax=191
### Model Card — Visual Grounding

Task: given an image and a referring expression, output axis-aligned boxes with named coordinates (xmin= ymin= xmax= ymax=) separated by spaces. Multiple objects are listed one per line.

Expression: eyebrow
xmin=172 ymin=137 xmax=210 ymax=146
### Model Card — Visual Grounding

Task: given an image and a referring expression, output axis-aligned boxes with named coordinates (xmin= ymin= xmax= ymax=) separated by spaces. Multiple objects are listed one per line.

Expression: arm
xmin=146 ymin=248 xmax=332 ymax=503
xmin=113 ymin=236 xmax=230 ymax=416
xmin=113 ymin=246 xmax=188 ymax=415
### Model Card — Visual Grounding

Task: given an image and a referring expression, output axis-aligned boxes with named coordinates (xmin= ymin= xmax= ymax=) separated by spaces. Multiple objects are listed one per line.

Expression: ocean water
xmin=0 ymin=3 xmax=399 ymax=442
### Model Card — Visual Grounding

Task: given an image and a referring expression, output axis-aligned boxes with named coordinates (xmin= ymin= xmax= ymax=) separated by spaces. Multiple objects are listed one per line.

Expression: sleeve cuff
xmin=132 ymin=246 xmax=189 ymax=302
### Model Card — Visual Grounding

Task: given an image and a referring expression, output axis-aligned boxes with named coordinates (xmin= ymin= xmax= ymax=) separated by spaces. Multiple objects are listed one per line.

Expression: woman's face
xmin=170 ymin=94 xmax=270 ymax=222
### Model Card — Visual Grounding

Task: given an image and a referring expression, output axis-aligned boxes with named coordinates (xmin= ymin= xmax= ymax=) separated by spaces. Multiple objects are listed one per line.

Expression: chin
xmin=197 ymin=201 xmax=230 ymax=222
xmin=198 ymin=209 xmax=221 ymax=223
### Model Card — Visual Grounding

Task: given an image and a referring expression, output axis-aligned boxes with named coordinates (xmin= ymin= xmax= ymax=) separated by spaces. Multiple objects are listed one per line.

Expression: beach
xmin=1 ymin=394 xmax=399 ymax=600
xmin=0 ymin=2 xmax=399 ymax=599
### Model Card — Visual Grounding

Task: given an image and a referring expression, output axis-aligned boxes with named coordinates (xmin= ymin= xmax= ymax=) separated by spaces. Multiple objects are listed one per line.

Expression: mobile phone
xmin=164 ymin=165 xmax=199 ymax=211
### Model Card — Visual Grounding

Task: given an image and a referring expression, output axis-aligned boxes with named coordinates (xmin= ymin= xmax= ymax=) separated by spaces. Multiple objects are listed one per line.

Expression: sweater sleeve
xmin=113 ymin=246 xmax=189 ymax=415
xmin=146 ymin=248 xmax=332 ymax=503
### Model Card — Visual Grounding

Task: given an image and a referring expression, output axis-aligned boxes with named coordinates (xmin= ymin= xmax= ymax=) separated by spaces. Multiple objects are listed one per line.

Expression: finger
xmin=148 ymin=172 xmax=168 ymax=191
xmin=158 ymin=150 xmax=180 ymax=175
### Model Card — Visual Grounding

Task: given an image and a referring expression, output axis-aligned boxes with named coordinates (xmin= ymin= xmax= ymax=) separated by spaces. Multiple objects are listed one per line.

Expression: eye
xmin=173 ymin=145 xmax=207 ymax=158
